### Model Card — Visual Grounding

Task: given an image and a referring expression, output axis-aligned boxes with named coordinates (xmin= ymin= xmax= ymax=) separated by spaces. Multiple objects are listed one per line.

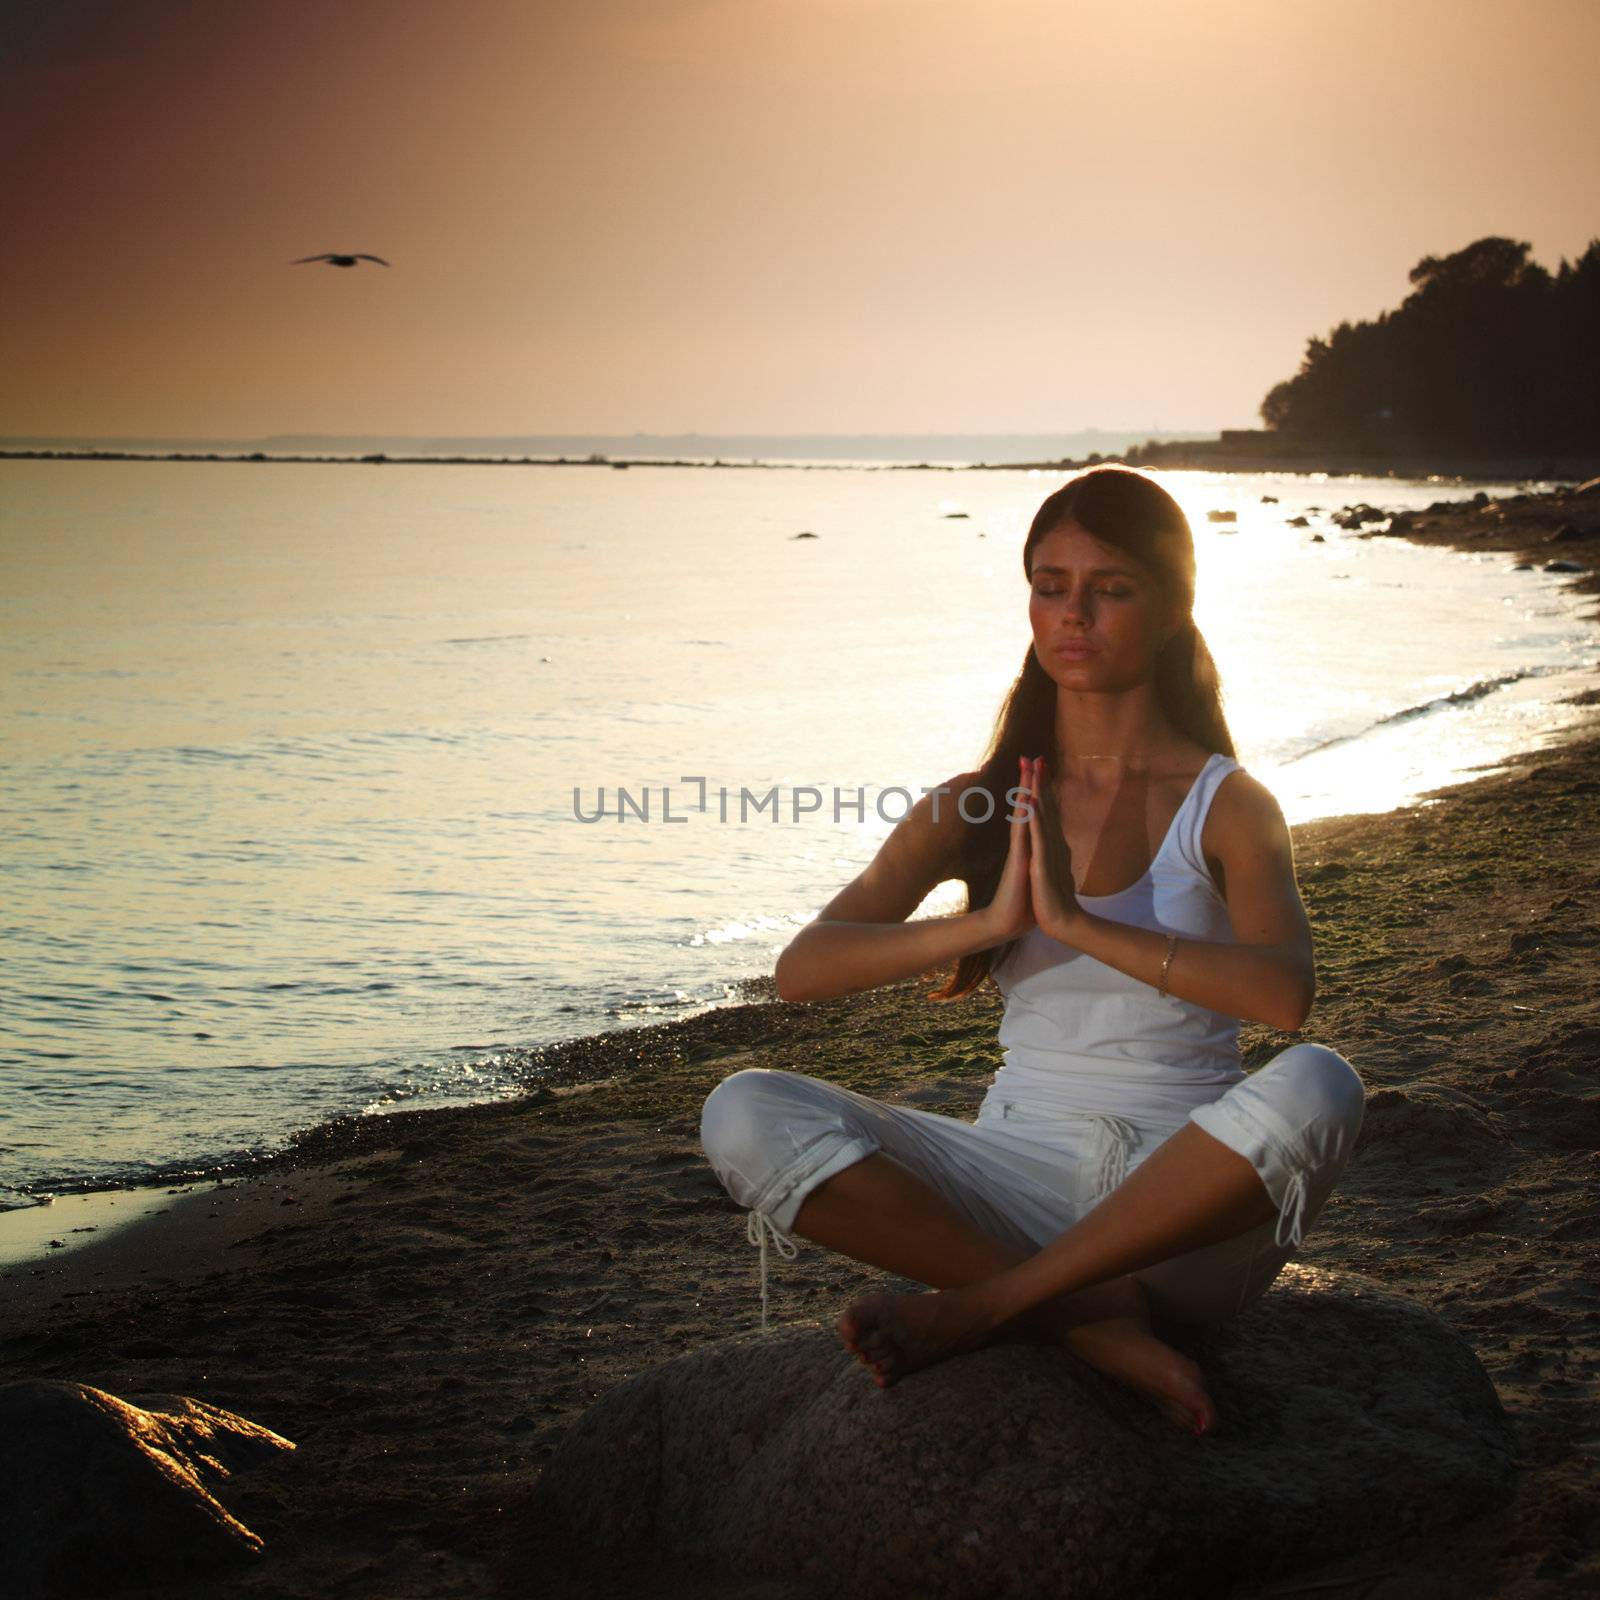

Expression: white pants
xmin=699 ymin=1042 xmax=1366 ymax=1329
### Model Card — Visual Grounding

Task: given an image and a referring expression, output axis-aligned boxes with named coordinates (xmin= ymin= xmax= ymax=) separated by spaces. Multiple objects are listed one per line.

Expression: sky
xmin=3 ymin=0 xmax=1597 ymax=439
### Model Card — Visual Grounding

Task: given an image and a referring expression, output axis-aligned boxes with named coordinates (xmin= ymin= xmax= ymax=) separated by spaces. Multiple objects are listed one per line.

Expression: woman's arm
xmin=1042 ymin=771 xmax=1315 ymax=1032
xmin=774 ymin=770 xmax=1013 ymax=1003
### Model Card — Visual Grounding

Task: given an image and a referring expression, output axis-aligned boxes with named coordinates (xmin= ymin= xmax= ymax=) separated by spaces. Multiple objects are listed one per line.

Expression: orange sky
xmin=3 ymin=0 xmax=1596 ymax=438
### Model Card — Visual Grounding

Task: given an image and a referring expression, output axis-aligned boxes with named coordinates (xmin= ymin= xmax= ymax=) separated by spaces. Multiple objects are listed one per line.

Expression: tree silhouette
xmin=1259 ymin=235 xmax=1600 ymax=455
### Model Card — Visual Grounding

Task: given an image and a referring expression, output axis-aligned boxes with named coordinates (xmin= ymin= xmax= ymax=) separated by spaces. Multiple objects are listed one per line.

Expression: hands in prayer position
xmin=984 ymin=754 xmax=1083 ymax=948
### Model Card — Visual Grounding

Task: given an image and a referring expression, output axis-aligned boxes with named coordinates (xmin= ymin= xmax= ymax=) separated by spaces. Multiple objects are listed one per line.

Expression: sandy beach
xmin=4 ymin=481 xmax=1599 ymax=1598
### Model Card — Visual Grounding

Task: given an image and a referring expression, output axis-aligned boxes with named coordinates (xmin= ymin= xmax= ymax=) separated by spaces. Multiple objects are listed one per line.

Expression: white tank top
xmin=986 ymin=751 xmax=1247 ymax=1130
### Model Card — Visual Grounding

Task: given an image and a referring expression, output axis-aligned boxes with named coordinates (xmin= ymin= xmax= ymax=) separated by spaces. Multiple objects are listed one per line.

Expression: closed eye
xmin=1033 ymin=586 xmax=1134 ymax=598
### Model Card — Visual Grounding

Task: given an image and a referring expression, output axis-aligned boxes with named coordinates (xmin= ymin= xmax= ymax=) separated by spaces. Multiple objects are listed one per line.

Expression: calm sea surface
xmin=2 ymin=460 xmax=1595 ymax=1202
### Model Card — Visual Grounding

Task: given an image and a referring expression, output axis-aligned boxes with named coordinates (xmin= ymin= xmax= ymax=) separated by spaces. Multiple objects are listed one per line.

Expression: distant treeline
xmin=1261 ymin=235 xmax=1600 ymax=455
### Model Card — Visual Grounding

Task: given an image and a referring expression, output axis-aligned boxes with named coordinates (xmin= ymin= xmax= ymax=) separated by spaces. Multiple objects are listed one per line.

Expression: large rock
xmin=530 ymin=1265 xmax=1517 ymax=1599
xmin=0 ymin=1380 xmax=295 ymax=1600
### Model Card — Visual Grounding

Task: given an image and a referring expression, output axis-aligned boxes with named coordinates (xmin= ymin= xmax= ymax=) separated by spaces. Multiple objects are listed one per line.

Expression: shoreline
xmin=4 ymin=482 xmax=1599 ymax=1595
xmin=1122 ymin=441 xmax=1600 ymax=481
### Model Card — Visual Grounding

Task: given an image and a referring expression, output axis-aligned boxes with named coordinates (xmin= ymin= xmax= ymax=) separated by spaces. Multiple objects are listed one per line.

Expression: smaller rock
xmin=1333 ymin=504 xmax=1388 ymax=529
xmin=0 ymin=1380 xmax=294 ymax=1600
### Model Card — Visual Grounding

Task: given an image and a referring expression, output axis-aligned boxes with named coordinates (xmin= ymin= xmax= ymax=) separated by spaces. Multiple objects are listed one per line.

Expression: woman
xmin=699 ymin=466 xmax=1366 ymax=1437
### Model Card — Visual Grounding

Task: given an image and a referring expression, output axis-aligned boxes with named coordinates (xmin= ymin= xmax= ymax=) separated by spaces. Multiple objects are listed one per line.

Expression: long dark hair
xmin=929 ymin=465 xmax=1236 ymax=1001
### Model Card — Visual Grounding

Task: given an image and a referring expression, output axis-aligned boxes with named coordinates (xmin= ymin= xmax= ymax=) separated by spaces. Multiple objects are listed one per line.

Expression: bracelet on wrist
xmin=1157 ymin=933 xmax=1177 ymax=997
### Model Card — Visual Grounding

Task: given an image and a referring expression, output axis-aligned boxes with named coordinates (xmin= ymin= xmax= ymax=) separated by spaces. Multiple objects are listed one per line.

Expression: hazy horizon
xmin=0 ymin=427 xmax=1218 ymax=462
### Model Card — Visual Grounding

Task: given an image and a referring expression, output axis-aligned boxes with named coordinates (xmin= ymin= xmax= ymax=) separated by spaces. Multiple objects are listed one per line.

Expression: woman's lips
xmin=1054 ymin=642 xmax=1098 ymax=658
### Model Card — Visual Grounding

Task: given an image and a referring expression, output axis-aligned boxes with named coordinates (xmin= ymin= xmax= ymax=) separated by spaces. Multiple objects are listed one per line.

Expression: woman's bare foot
xmin=838 ymin=1284 xmax=1216 ymax=1438
xmin=836 ymin=1284 xmax=995 ymax=1386
xmin=1059 ymin=1315 xmax=1216 ymax=1437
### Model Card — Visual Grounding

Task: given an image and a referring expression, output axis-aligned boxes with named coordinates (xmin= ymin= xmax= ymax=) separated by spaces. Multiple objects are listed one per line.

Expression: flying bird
xmin=292 ymin=253 xmax=391 ymax=268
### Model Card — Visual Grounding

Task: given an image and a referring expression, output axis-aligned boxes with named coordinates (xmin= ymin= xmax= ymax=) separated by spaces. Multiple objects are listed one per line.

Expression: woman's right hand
xmin=981 ymin=755 xmax=1039 ymax=944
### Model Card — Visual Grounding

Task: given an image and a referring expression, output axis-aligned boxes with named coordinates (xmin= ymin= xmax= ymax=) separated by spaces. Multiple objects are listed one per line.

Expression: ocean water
xmin=2 ymin=459 xmax=1594 ymax=1203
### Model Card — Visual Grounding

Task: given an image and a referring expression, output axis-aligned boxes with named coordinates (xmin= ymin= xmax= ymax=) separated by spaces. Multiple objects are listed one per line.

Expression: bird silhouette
xmin=292 ymin=253 xmax=390 ymax=268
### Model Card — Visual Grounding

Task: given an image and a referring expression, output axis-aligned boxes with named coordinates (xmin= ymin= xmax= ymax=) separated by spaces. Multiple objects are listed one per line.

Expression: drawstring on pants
xmin=1274 ymin=1168 xmax=1309 ymax=1249
xmin=745 ymin=1209 xmax=798 ymax=1332
xmin=1089 ymin=1114 xmax=1140 ymax=1202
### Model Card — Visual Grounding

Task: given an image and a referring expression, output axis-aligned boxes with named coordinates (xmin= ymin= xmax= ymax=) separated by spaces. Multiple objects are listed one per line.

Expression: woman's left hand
xmin=1025 ymin=757 xmax=1085 ymax=944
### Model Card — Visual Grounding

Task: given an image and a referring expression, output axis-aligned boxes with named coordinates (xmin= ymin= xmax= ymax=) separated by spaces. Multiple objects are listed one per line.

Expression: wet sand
xmin=3 ymin=483 xmax=1598 ymax=1597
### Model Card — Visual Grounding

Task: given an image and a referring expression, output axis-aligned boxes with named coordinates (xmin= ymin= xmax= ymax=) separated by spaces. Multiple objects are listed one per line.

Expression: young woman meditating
xmin=699 ymin=465 xmax=1366 ymax=1438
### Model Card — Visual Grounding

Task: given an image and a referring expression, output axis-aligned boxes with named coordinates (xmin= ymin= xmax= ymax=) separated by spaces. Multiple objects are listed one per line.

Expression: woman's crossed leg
xmin=699 ymin=1043 xmax=1365 ymax=1436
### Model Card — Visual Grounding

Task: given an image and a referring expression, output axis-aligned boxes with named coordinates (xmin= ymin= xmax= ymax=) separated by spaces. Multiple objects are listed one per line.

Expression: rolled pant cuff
xmin=752 ymin=1134 xmax=878 ymax=1235
xmin=1187 ymin=1094 xmax=1311 ymax=1248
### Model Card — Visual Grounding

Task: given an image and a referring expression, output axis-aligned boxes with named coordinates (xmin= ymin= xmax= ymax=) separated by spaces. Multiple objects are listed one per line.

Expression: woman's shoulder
xmin=943 ymin=766 xmax=989 ymax=802
xmin=1201 ymin=759 xmax=1288 ymax=854
xmin=919 ymin=765 xmax=988 ymax=825
xmin=898 ymin=767 xmax=991 ymax=863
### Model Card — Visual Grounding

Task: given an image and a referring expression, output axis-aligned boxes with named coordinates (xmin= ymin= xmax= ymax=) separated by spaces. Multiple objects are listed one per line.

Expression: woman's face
xmin=1027 ymin=518 xmax=1182 ymax=692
